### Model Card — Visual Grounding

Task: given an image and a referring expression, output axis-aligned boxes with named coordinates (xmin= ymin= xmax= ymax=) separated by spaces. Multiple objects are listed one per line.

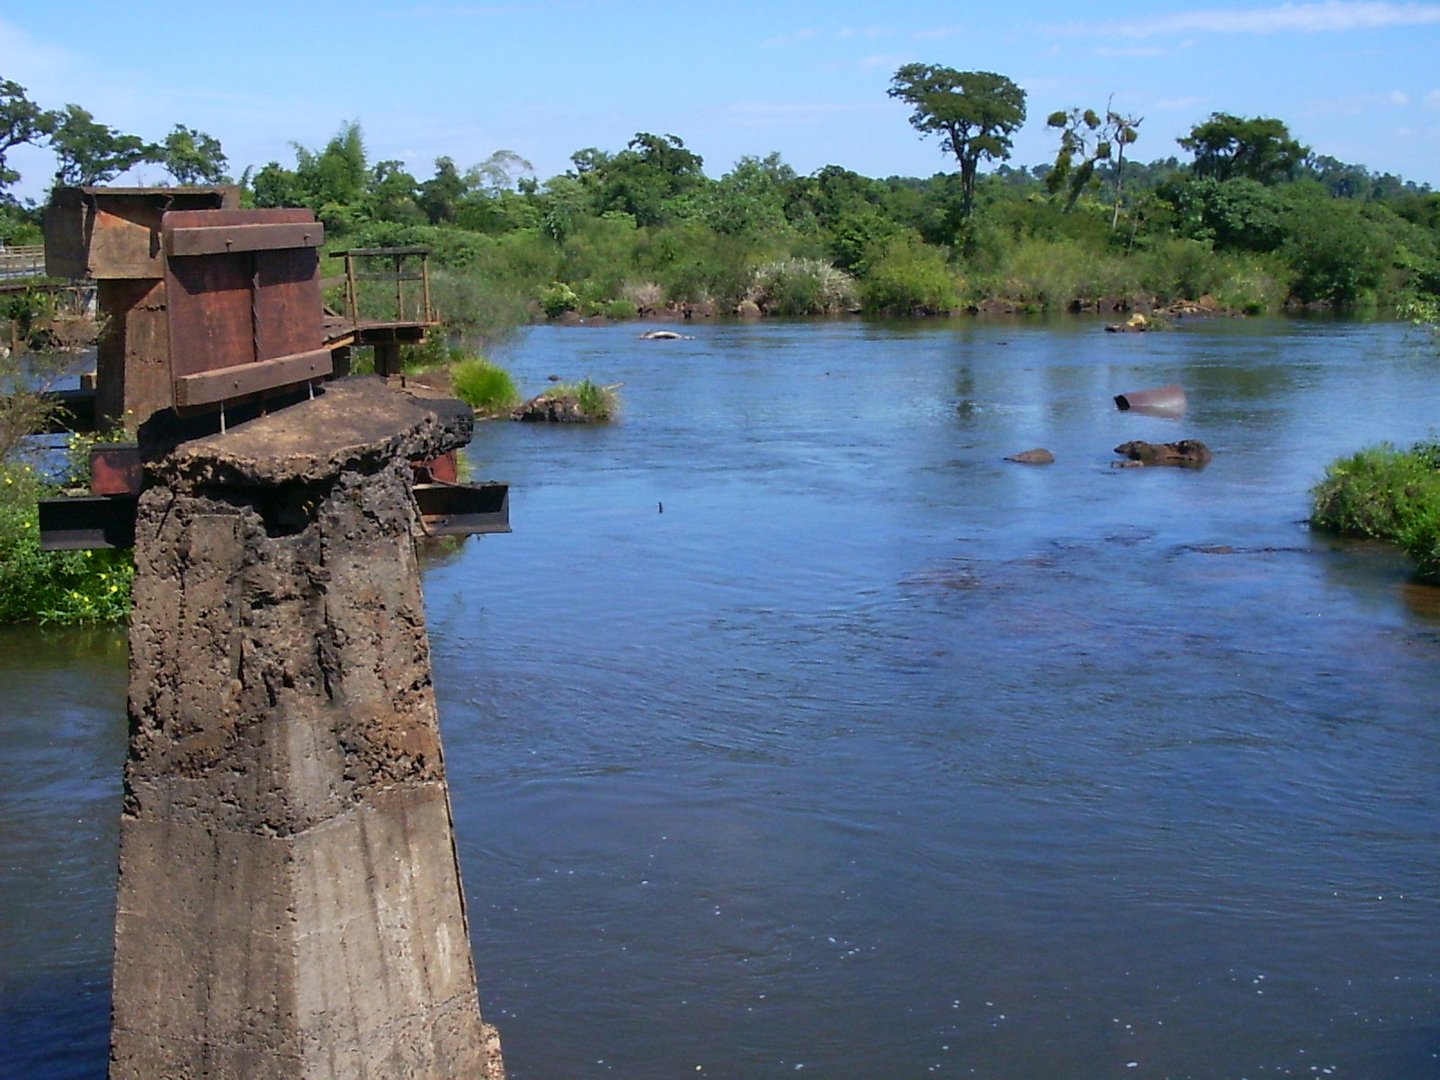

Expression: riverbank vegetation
xmin=3 ymin=72 xmax=1438 ymax=335
xmin=1310 ymin=441 xmax=1440 ymax=582
xmin=0 ymin=459 xmax=134 ymax=624
xmin=1 ymin=345 xmax=134 ymax=624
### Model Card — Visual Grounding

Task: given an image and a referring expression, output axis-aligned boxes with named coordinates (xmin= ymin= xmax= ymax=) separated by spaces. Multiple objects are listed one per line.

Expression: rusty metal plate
xmin=44 ymin=186 xmax=238 ymax=280
xmin=162 ymin=208 xmax=324 ymax=405
xmin=89 ymin=443 xmax=143 ymax=496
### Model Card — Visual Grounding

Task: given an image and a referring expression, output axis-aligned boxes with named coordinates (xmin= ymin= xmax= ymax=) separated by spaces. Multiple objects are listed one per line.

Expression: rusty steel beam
xmin=165 ymin=221 xmax=324 ymax=257
xmin=413 ymin=481 xmax=511 ymax=537
xmin=38 ymin=494 xmax=138 ymax=550
xmin=173 ymin=348 xmax=333 ymax=408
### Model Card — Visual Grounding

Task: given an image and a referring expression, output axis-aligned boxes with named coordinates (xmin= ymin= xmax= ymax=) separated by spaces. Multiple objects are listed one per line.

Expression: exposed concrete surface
xmin=111 ymin=377 xmax=502 ymax=1079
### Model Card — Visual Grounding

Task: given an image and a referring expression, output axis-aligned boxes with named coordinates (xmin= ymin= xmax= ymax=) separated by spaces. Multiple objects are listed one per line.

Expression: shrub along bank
xmin=1310 ymin=440 xmax=1440 ymax=582
xmin=0 ymin=460 xmax=134 ymax=624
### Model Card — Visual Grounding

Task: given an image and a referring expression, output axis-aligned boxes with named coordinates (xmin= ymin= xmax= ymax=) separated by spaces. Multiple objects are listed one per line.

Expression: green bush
xmin=0 ymin=462 xmax=133 ymax=624
xmin=1310 ymin=441 xmax=1440 ymax=581
xmin=451 ymin=356 xmax=520 ymax=414
xmin=600 ymin=298 xmax=638 ymax=320
xmin=747 ymin=258 xmax=858 ymax=315
xmin=859 ymin=237 xmax=959 ymax=315
xmin=540 ymin=281 xmax=580 ymax=318
xmin=639 ymin=224 xmax=756 ymax=307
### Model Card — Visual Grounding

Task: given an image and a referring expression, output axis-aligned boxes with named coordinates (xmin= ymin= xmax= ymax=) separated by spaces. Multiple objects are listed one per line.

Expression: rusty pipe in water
xmin=1114 ymin=384 xmax=1187 ymax=416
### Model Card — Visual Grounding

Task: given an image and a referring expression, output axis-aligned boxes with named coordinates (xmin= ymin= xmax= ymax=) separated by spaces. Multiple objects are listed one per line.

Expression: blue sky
xmin=4 ymin=0 xmax=1439 ymax=201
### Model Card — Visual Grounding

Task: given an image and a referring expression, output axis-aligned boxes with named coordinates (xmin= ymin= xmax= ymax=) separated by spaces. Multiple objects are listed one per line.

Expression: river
xmin=2 ymin=316 xmax=1437 ymax=1077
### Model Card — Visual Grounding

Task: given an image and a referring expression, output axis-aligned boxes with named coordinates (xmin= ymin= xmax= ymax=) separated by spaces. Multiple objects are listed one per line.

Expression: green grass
xmin=451 ymin=355 xmax=521 ymax=415
xmin=1310 ymin=440 xmax=1440 ymax=581
xmin=542 ymin=378 xmax=619 ymax=422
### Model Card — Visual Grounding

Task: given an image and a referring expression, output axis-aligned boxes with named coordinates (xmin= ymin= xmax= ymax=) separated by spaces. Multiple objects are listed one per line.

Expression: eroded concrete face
xmin=111 ymin=379 xmax=503 ymax=1079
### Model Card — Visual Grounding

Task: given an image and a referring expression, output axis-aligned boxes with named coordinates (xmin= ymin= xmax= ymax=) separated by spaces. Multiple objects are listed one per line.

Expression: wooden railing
xmin=0 ymin=244 xmax=46 ymax=278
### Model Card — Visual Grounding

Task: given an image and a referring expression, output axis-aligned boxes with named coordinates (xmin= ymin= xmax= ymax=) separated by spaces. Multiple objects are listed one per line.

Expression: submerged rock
xmin=1105 ymin=312 xmax=1154 ymax=333
xmin=511 ymin=392 xmax=591 ymax=423
xmin=1112 ymin=439 xmax=1213 ymax=468
xmin=1005 ymin=448 xmax=1055 ymax=465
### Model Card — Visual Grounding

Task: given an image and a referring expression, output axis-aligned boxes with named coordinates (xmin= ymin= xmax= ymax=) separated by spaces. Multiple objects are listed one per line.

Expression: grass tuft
xmin=451 ymin=355 xmax=521 ymax=415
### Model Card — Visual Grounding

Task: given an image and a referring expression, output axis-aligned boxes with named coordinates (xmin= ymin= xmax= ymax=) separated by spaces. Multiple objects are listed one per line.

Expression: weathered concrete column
xmin=110 ymin=378 xmax=503 ymax=1079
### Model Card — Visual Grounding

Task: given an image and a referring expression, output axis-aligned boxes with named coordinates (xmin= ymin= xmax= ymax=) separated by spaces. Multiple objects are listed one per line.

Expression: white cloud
xmin=913 ymin=25 xmax=964 ymax=41
xmin=761 ymin=28 xmax=823 ymax=48
xmin=1094 ymin=45 xmax=1171 ymax=57
xmin=1154 ymin=96 xmax=1203 ymax=111
xmin=1059 ymin=1 xmax=1440 ymax=39
xmin=763 ymin=26 xmax=894 ymax=48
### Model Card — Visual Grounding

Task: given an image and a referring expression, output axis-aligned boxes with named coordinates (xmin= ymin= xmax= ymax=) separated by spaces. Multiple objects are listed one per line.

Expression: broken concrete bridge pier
xmin=110 ymin=378 xmax=503 ymax=1079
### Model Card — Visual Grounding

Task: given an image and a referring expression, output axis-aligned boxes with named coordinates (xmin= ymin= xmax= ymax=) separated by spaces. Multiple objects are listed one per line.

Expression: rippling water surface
xmin=3 ymin=317 xmax=1438 ymax=1078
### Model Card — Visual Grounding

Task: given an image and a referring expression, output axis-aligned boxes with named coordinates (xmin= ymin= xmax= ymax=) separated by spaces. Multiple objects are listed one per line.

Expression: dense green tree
xmin=1162 ymin=176 xmax=1287 ymax=252
xmin=704 ymin=153 xmax=795 ymax=239
xmin=292 ymin=121 xmax=368 ymax=209
xmin=1179 ymin=113 xmax=1308 ymax=185
xmin=368 ymin=159 xmax=423 ymax=223
xmin=159 ymin=124 xmax=227 ymax=185
xmin=249 ymin=160 xmax=306 ymax=208
xmin=1279 ymin=192 xmax=1392 ymax=305
xmin=590 ymin=132 xmax=707 ymax=227
xmin=1305 ymin=154 xmax=1375 ymax=199
xmin=418 ymin=156 xmax=468 ymax=224
xmin=537 ymin=174 xmax=590 ymax=241
xmin=0 ymin=79 xmax=55 ymax=194
xmin=787 ymin=166 xmax=899 ymax=270
xmin=49 ymin=104 xmax=155 ymax=187
xmin=249 ymin=121 xmax=370 ymax=232
xmin=887 ymin=64 xmax=1026 ymax=219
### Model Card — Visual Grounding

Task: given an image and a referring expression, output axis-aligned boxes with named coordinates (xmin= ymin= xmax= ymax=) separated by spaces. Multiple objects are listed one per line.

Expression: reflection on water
xmin=3 ymin=318 xmax=1439 ymax=1078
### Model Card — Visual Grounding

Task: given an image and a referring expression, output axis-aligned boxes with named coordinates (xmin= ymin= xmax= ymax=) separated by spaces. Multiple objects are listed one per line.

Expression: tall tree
xmin=472 ymin=149 xmax=534 ymax=192
xmin=49 ymin=104 xmax=155 ymax=187
xmin=0 ymin=79 xmax=55 ymax=194
xmin=159 ymin=124 xmax=228 ymax=185
xmin=1045 ymin=100 xmax=1141 ymax=223
xmin=583 ymin=132 xmax=707 ymax=227
xmin=1179 ymin=113 xmax=1308 ymax=185
xmin=888 ymin=64 xmax=1026 ymax=218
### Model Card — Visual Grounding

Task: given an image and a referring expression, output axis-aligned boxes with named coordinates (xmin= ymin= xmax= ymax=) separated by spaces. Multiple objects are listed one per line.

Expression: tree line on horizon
xmin=3 ymin=68 xmax=1439 ymax=332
